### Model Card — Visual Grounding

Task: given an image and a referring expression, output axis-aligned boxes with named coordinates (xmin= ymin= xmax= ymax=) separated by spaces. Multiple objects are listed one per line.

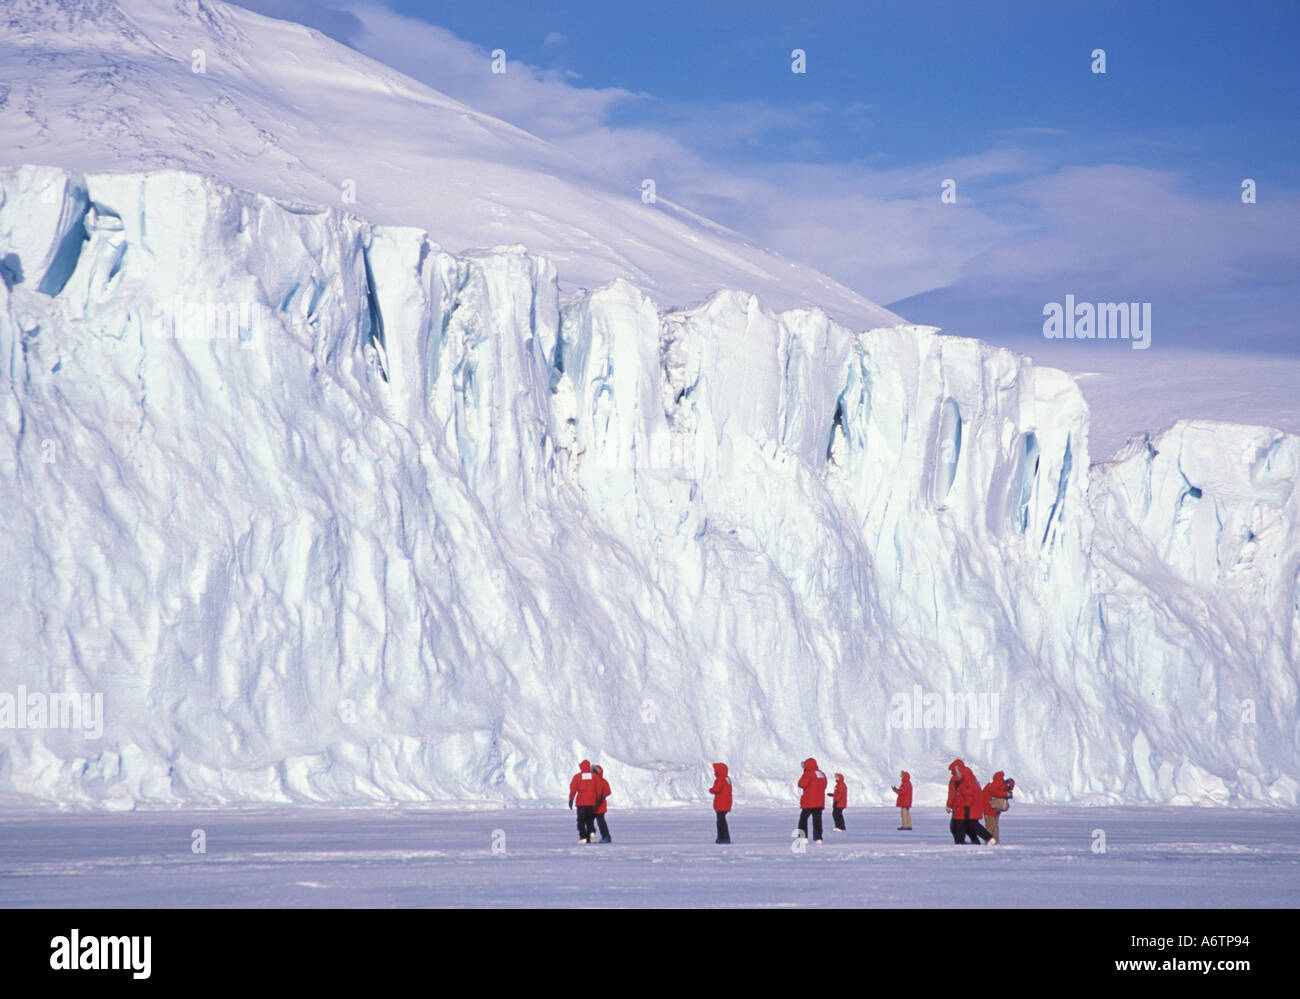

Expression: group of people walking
xmin=567 ymin=757 xmax=1015 ymax=845
xmin=792 ymin=758 xmax=848 ymax=843
xmin=946 ymin=758 xmax=1014 ymax=845
xmin=567 ymin=759 xmax=613 ymax=843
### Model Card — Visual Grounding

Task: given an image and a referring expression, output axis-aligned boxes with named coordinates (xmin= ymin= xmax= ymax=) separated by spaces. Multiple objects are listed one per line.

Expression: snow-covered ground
xmin=2 ymin=806 xmax=1296 ymax=908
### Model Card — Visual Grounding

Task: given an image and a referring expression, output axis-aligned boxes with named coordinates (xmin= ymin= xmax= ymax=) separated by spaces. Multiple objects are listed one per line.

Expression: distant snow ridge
xmin=1 ymin=165 xmax=1297 ymax=808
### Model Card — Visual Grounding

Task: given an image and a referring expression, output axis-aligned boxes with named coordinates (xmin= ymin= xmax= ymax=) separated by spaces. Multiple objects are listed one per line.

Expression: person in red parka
xmin=830 ymin=773 xmax=848 ymax=831
xmin=983 ymin=770 xmax=1011 ymax=844
xmin=962 ymin=765 xmax=993 ymax=844
xmin=961 ymin=761 xmax=991 ymax=843
xmin=568 ymin=759 xmax=600 ymax=844
xmin=945 ymin=761 xmax=965 ymax=843
xmin=797 ymin=758 xmax=828 ymax=843
xmin=709 ymin=762 xmax=732 ymax=843
xmin=945 ymin=759 xmax=967 ymax=840
xmin=592 ymin=764 xmax=612 ymax=843
xmin=892 ymin=770 xmax=913 ymax=830
xmin=945 ymin=759 xmax=992 ymax=845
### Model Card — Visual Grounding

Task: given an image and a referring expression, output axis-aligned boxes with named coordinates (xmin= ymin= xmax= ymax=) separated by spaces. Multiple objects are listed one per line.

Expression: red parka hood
xmin=798 ymin=758 xmax=827 ymax=808
xmin=709 ymin=762 xmax=733 ymax=811
xmin=948 ymin=759 xmax=966 ymax=778
xmin=579 ymin=760 xmax=591 ymax=772
xmin=894 ymin=771 xmax=913 ymax=808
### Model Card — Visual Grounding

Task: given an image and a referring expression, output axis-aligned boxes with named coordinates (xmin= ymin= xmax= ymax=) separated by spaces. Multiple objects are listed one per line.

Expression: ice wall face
xmin=1087 ymin=424 xmax=1300 ymax=803
xmin=2 ymin=165 xmax=1297 ymax=807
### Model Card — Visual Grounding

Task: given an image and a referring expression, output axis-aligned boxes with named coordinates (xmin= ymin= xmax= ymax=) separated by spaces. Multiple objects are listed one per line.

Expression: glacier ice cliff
xmin=1 ymin=165 xmax=1297 ymax=807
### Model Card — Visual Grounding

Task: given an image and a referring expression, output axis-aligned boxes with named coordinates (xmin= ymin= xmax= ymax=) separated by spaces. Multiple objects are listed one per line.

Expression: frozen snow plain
xmin=1 ymin=806 xmax=1297 ymax=908
xmin=1 ymin=164 xmax=1299 ymax=808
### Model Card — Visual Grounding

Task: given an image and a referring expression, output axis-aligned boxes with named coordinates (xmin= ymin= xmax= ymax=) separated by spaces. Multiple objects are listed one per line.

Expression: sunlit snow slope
xmin=0 ymin=0 xmax=901 ymax=331
xmin=2 ymin=165 xmax=1297 ymax=808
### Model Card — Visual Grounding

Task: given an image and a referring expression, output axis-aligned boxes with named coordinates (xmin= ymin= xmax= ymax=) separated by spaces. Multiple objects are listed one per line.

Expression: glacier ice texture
xmin=1 ymin=165 xmax=1297 ymax=808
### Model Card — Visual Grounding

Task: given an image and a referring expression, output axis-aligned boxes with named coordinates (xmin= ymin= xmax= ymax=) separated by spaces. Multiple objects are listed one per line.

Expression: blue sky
xmin=234 ymin=0 xmax=1299 ymax=354
xmin=386 ymin=0 xmax=1299 ymax=180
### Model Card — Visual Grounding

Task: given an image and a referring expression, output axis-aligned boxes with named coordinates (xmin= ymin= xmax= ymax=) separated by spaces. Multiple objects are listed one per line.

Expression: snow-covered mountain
xmin=0 ymin=0 xmax=900 ymax=331
xmin=1 ymin=1 xmax=1297 ymax=808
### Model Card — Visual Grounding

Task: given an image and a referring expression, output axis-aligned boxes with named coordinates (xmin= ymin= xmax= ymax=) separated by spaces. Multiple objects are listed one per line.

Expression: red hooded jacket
xmin=569 ymin=760 xmax=600 ymax=807
xmin=954 ymin=763 xmax=984 ymax=820
xmin=709 ymin=762 xmax=732 ymax=812
xmin=831 ymin=774 xmax=848 ymax=808
xmin=945 ymin=759 xmax=965 ymax=811
xmin=593 ymin=765 xmax=611 ymax=815
xmin=798 ymin=758 xmax=827 ymax=808
xmin=983 ymin=771 xmax=1009 ymax=812
xmin=893 ymin=771 xmax=912 ymax=808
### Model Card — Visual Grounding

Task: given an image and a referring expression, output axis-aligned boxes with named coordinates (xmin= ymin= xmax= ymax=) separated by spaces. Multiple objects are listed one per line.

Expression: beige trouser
xmin=899 ymin=807 xmax=912 ymax=829
xmin=986 ymin=810 xmax=1000 ymax=841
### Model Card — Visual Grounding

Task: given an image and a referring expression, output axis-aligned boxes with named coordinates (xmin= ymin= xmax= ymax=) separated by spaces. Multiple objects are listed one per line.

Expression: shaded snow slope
xmin=0 ymin=0 xmax=901 ymax=332
xmin=2 ymin=165 xmax=1297 ymax=807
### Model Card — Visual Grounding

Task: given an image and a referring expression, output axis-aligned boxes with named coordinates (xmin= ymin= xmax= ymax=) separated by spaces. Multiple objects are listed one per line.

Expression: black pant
xmin=950 ymin=810 xmax=991 ymax=844
xmin=798 ymin=808 xmax=823 ymax=840
xmin=831 ymin=806 xmax=846 ymax=831
xmin=576 ymin=805 xmax=595 ymax=841
xmin=715 ymin=811 xmax=731 ymax=843
xmin=594 ymin=812 xmax=610 ymax=841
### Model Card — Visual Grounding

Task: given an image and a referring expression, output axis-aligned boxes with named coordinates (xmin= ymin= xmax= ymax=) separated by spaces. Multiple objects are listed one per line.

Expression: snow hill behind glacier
xmin=0 ymin=0 xmax=901 ymax=331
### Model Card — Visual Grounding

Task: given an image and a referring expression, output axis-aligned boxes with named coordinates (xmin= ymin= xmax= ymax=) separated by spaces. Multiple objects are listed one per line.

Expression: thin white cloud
xmin=958 ymin=166 xmax=1300 ymax=297
xmin=345 ymin=3 xmax=644 ymax=139
xmin=332 ymin=6 xmax=1031 ymax=303
xmin=229 ymin=0 xmax=364 ymax=42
